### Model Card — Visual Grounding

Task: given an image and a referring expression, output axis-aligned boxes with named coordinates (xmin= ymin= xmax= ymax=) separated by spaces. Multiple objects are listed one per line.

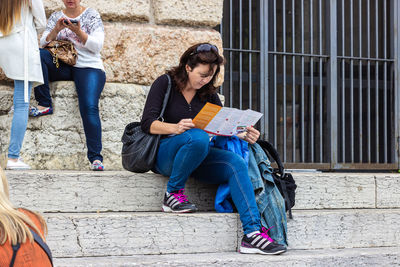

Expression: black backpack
xmin=257 ymin=140 xmax=297 ymax=219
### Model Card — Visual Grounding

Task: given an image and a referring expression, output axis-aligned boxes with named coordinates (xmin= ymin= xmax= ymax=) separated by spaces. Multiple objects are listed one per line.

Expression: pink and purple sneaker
xmin=162 ymin=189 xmax=198 ymax=213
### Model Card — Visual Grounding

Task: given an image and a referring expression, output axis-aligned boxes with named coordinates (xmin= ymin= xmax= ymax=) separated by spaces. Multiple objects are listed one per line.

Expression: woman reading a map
xmin=140 ymin=43 xmax=286 ymax=255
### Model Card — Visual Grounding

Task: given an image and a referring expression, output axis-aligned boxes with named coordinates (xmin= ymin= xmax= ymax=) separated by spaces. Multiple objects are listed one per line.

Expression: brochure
xmin=193 ymin=102 xmax=263 ymax=136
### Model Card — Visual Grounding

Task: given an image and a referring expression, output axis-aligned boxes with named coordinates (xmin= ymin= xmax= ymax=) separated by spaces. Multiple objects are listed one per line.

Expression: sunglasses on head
xmin=190 ymin=43 xmax=219 ymax=56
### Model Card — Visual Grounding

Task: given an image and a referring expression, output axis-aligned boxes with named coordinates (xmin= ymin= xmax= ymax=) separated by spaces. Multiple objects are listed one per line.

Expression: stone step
xmin=6 ymin=170 xmax=400 ymax=212
xmin=45 ymin=209 xmax=400 ymax=257
xmin=53 ymin=247 xmax=400 ymax=267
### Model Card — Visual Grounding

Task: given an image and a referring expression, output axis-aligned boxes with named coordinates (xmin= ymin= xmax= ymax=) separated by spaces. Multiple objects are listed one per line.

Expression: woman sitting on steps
xmin=140 ymin=43 xmax=287 ymax=255
xmin=30 ymin=0 xmax=106 ymax=171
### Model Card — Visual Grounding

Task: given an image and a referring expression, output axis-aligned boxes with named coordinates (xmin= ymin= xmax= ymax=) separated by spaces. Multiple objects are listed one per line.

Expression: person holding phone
xmin=30 ymin=0 xmax=106 ymax=170
xmin=140 ymin=43 xmax=287 ymax=255
xmin=0 ymin=0 xmax=46 ymax=170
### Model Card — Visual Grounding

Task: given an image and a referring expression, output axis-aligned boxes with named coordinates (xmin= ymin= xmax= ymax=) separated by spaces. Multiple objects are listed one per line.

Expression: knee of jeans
xmin=80 ymin=103 xmax=99 ymax=116
xmin=227 ymin=153 xmax=248 ymax=174
xmin=186 ymin=129 xmax=210 ymax=151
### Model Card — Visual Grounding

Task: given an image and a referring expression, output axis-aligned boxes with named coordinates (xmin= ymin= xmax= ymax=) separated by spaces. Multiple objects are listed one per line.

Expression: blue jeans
xmin=8 ymin=80 xmax=32 ymax=159
xmin=155 ymin=128 xmax=261 ymax=234
xmin=34 ymin=49 xmax=105 ymax=163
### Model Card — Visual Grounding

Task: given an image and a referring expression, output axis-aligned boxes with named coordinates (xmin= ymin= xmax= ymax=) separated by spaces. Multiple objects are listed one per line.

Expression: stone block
xmin=102 ymin=23 xmax=223 ymax=85
xmin=43 ymin=0 xmax=151 ymax=22
xmin=0 ymin=81 xmax=147 ymax=170
xmin=0 ymin=85 xmax=13 ymax=114
xmin=153 ymin=0 xmax=223 ymax=27
xmin=376 ymin=174 xmax=400 ymax=208
xmin=288 ymin=209 xmax=400 ymax=249
xmin=7 ymin=171 xmax=217 ymax=212
xmin=53 ymin=248 xmax=400 ymax=267
xmin=45 ymin=212 xmax=238 ymax=257
xmin=294 ymin=173 xmax=376 ymax=209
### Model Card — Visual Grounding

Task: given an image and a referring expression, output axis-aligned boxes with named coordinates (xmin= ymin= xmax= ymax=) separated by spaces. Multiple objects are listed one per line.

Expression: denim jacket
xmin=248 ymin=143 xmax=288 ymax=245
xmin=211 ymin=136 xmax=288 ymax=245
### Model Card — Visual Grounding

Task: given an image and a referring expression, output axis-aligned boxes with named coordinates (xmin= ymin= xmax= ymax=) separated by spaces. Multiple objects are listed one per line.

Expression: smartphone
xmin=64 ymin=19 xmax=78 ymax=25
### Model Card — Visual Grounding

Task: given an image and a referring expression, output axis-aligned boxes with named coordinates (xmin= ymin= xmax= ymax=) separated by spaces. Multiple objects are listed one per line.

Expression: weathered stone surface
xmin=53 ymin=248 xmax=400 ymax=267
xmin=7 ymin=171 xmax=396 ymax=212
xmin=0 ymin=81 xmax=147 ymax=170
xmin=0 ymin=85 xmax=13 ymax=114
xmin=376 ymin=175 xmax=400 ymax=208
xmin=102 ymin=23 xmax=223 ymax=85
xmin=43 ymin=0 xmax=151 ymax=22
xmin=45 ymin=209 xmax=400 ymax=257
xmin=0 ymin=25 xmax=224 ymax=85
xmin=294 ymin=173 xmax=376 ymax=209
xmin=45 ymin=212 xmax=238 ymax=257
xmin=153 ymin=0 xmax=223 ymax=27
xmin=288 ymin=209 xmax=400 ymax=249
xmin=7 ymin=171 xmax=217 ymax=212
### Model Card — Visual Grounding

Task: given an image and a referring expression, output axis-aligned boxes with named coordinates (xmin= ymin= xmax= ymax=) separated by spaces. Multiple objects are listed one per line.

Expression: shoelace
xmin=171 ymin=189 xmax=189 ymax=203
xmin=256 ymin=226 xmax=275 ymax=243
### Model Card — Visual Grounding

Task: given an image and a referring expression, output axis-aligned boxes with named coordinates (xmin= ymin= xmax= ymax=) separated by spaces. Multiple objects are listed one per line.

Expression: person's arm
xmin=39 ymin=13 xmax=61 ymax=47
xmin=65 ymin=9 xmax=104 ymax=50
xmin=30 ymin=0 xmax=46 ymax=33
xmin=150 ymin=119 xmax=194 ymax=135
xmin=141 ymin=75 xmax=194 ymax=135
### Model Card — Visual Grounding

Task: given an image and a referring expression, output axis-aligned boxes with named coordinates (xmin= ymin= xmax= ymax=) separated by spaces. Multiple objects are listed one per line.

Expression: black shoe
xmin=239 ymin=227 xmax=287 ymax=255
xmin=162 ymin=189 xmax=198 ymax=213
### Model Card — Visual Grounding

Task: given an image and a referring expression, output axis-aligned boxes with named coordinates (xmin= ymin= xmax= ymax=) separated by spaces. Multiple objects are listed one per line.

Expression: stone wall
xmin=0 ymin=0 xmax=224 ymax=170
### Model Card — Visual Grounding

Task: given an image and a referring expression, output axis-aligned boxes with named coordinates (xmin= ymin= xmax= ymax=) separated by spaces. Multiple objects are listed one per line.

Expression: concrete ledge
xmin=6 ymin=171 xmax=400 ymax=212
xmin=44 ymin=210 xmax=400 ymax=257
xmin=0 ymin=81 xmax=147 ymax=170
xmin=287 ymin=209 xmax=400 ymax=249
xmin=46 ymin=212 xmax=238 ymax=257
xmin=53 ymin=247 xmax=400 ymax=267
xmin=7 ymin=171 xmax=217 ymax=212
xmin=376 ymin=175 xmax=400 ymax=208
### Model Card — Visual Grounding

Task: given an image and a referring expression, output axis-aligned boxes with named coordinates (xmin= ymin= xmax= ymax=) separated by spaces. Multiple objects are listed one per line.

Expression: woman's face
xmin=186 ymin=63 xmax=217 ymax=90
xmin=63 ymin=0 xmax=81 ymax=9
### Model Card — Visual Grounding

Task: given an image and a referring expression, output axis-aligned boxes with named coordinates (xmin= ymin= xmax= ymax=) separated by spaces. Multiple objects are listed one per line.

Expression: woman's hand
xmin=63 ymin=20 xmax=88 ymax=44
xmin=241 ymin=126 xmax=260 ymax=144
xmin=46 ymin=18 xmax=66 ymax=42
xmin=174 ymin=119 xmax=195 ymax=134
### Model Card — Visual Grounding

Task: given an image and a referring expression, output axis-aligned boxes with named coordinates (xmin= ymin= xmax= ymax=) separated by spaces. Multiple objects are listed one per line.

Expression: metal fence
xmin=218 ymin=0 xmax=400 ymax=169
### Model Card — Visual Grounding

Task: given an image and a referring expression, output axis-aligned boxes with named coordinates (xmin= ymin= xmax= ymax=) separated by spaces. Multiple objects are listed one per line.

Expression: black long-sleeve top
xmin=141 ymin=74 xmax=223 ymax=134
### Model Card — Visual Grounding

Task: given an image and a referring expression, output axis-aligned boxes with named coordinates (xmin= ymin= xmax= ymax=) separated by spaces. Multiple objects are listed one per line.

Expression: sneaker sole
xmin=239 ymin=246 xmax=287 ymax=255
xmin=162 ymin=205 xmax=196 ymax=213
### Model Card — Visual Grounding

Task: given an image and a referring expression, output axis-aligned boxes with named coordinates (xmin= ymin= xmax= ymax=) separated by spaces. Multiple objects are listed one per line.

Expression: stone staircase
xmin=5 ymin=170 xmax=400 ymax=266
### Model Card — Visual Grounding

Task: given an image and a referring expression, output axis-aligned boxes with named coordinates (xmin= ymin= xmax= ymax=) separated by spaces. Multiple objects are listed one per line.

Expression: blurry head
xmin=168 ymin=43 xmax=224 ymax=98
xmin=62 ymin=0 xmax=82 ymax=9
xmin=0 ymin=167 xmax=46 ymax=245
xmin=0 ymin=0 xmax=28 ymax=36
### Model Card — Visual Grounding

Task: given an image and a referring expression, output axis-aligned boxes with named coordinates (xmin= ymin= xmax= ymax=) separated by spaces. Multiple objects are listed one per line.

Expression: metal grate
xmin=218 ymin=0 xmax=399 ymax=169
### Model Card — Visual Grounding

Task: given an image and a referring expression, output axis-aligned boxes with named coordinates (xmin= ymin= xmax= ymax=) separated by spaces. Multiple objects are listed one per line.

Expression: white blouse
xmin=40 ymin=8 xmax=105 ymax=71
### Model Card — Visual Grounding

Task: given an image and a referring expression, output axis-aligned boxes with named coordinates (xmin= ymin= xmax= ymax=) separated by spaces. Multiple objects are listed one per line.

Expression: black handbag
xmin=121 ymin=74 xmax=172 ymax=173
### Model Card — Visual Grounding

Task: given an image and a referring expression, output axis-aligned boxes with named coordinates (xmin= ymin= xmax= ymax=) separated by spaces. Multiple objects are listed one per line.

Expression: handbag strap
xmin=157 ymin=74 xmax=172 ymax=121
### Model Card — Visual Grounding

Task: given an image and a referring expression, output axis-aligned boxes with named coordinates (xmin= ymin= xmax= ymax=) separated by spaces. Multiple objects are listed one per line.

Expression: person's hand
xmin=175 ymin=119 xmax=195 ymax=134
xmin=63 ymin=19 xmax=81 ymax=34
xmin=55 ymin=17 xmax=67 ymax=33
xmin=242 ymin=126 xmax=260 ymax=144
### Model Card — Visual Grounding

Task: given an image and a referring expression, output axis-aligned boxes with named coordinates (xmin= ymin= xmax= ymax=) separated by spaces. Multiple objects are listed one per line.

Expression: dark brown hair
xmin=167 ymin=43 xmax=224 ymax=99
